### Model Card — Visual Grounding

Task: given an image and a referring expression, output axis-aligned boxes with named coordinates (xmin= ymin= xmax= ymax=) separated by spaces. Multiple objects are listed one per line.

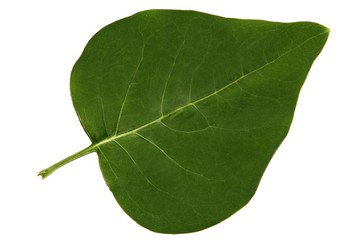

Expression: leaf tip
xmin=320 ymin=24 xmax=330 ymax=35
xmin=324 ymin=26 xmax=330 ymax=35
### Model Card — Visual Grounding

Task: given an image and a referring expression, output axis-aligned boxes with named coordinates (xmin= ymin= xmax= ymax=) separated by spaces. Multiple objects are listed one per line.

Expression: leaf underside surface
xmin=40 ymin=10 xmax=329 ymax=233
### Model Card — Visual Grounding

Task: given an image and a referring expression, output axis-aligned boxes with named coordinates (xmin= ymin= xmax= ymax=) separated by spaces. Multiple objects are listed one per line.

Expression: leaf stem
xmin=38 ymin=145 xmax=97 ymax=179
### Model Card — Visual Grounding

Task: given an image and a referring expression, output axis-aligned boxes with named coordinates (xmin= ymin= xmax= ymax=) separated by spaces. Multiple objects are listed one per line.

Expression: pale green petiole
xmin=38 ymin=145 xmax=96 ymax=179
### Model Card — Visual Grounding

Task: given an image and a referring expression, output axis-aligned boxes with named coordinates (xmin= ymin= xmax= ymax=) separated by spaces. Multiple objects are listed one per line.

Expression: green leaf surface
xmin=39 ymin=10 xmax=329 ymax=233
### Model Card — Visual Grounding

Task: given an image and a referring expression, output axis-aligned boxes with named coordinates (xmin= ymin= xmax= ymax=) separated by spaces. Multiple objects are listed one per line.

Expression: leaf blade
xmin=62 ymin=10 xmax=329 ymax=233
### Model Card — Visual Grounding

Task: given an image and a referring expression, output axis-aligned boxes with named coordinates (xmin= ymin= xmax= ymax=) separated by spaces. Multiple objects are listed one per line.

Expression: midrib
xmin=92 ymin=30 xmax=328 ymax=149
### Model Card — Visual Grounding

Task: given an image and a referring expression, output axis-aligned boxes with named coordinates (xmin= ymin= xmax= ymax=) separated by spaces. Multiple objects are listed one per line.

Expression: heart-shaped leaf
xmin=39 ymin=10 xmax=329 ymax=233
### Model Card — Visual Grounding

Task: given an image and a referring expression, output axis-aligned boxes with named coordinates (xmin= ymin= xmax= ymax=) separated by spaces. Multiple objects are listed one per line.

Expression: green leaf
xmin=39 ymin=10 xmax=329 ymax=233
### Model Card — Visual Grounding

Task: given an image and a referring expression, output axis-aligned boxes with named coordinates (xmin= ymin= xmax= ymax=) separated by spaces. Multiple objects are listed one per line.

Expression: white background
xmin=1 ymin=0 xmax=359 ymax=239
